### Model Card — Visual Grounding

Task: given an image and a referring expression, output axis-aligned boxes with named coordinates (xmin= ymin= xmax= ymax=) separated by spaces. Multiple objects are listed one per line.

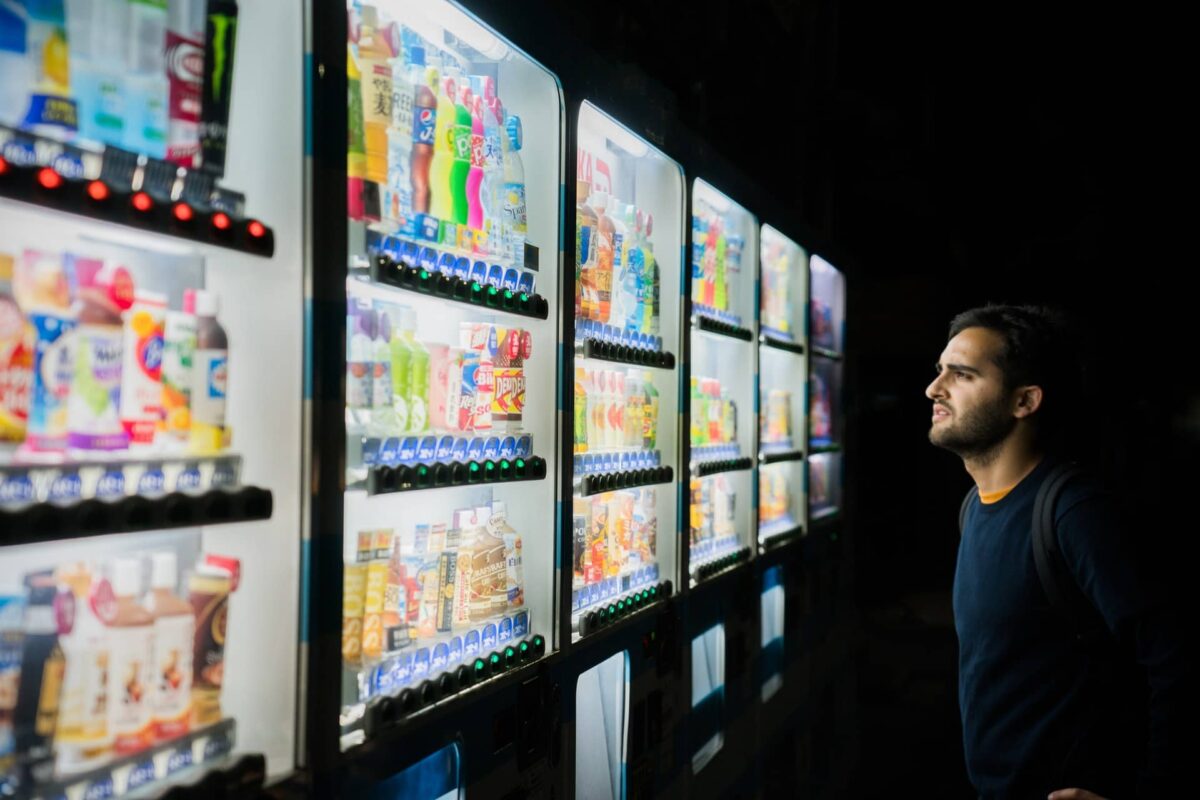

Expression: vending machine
xmin=679 ymin=179 xmax=760 ymax=799
xmin=1 ymin=1 xmax=304 ymax=797
xmin=567 ymin=100 xmax=687 ymax=800
xmin=305 ymin=0 xmax=563 ymax=793
xmin=805 ymin=253 xmax=846 ymax=648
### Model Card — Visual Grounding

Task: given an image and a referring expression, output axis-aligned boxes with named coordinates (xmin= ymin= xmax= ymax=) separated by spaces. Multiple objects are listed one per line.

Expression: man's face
xmin=925 ymin=327 xmax=1017 ymax=457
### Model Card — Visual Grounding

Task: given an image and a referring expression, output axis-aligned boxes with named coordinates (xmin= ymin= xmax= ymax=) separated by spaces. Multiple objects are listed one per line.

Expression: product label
xmin=482 ymin=623 xmax=497 ymax=650
xmin=95 ymin=468 xmax=124 ymax=498
xmin=413 ymin=107 xmax=436 ymax=145
xmin=0 ymin=301 xmax=32 ymax=439
xmin=464 ymin=630 xmax=480 ymax=656
xmin=498 ymin=617 xmax=513 ymax=643
xmin=68 ymin=324 xmax=127 ymax=450
xmin=371 ymin=358 xmax=392 ymax=410
xmin=166 ymin=30 xmax=204 ymax=165
xmin=346 ymin=362 xmax=369 ymax=409
xmin=108 ymin=623 xmax=154 ymax=754
xmin=0 ymin=471 xmax=34 ymax=505
xmin=152 ymin=613 xmax=193 ymax=739
xmin=504 ymin=184 xmax=527 ymax=234
xmin=190 ymin=350 xmax=227 ymax=432
xmin=29 ymin=313 xmax=75 ymax=449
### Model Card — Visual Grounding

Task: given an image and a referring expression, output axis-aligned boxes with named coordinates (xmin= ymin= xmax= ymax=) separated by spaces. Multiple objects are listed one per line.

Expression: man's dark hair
xmin=948 ymin=304 xmax=1087 ymax=452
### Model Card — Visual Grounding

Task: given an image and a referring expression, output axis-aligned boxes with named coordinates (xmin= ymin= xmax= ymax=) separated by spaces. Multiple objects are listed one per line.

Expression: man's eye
xmin=955 ymin=371 xmax=970 ymax=379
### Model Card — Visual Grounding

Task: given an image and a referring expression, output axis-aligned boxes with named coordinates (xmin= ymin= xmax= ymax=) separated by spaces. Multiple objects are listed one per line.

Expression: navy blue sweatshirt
xmin=953 ymin=458 xmax=1182 ymax=798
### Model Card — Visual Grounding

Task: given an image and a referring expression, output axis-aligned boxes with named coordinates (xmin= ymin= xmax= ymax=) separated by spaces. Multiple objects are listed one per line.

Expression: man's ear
xmin=1012 ymin=385 xmax=1044 ymax=419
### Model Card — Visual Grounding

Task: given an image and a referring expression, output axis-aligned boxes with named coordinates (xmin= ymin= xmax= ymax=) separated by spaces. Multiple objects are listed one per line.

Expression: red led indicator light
xmin=0 ymin=156 xmax=9 ymax=176
xmin=173 ymin=203 xmax=193 ymax=222
xmin=212 ymin=212 xmax=231 ymax=231
xmin=37 ymin=168 xmax=63 ymax=190
xmin=132 ymin=192 xmax=153 ymax=213
xmin=247 ymin=220 xmax=266 ymax=239
xmin=86 ymin=181 xmax=109 ymax=202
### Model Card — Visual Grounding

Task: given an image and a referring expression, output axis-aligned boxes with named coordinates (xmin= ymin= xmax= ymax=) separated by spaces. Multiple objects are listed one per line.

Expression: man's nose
xmin=925 ymin=374 xmax=945 ymax=400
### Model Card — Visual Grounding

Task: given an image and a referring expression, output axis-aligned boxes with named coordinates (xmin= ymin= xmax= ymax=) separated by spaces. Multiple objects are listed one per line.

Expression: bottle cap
xmin=112 ymin=557 xmax=143 ymax=597
xmin=193 ymin=289 xmax=220 ymax=317
xmin=151 ymin=552 xmax=178 ymax=590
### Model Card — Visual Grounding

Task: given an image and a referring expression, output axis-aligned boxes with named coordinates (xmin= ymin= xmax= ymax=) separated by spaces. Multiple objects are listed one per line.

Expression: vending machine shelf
xmin=759 ymin=448 xmax=805 ymax=465
xmin=760 ymin=522 xmax=805 ymax=550
xmin=691 ymin=545 xmax=752 ymax=582
xmin=811 ymin=346 xmax=843 ymax=361
xmin=352 ymin=254 xmax=551 ymax=321
xmin=575 ymin=465 xmax=674 ymax=497
xmin=578 ymin=338 xmax=677 ymax=370
xmin=20 ymin=719 xmax=251 ymax=800
xmin=809 ymin=442 xmax=842 ymax=455
xmin=691 ymin=312 xmax=754 ymax=342
xmin=1 ymin=488 xmax=273 ymax=547
xmin=364 ymin=456 xmax=548 ymax=496
xmin=759 ymin=334 xmax=806 ymax=356
xmin=574 ymin=581 xmax=673 ymax=637
xmin=0 ymin=132 xmax=274 ymax=258
xmin=810 ymin=506 xmax=841 ymax=524
xmin=692 ymin=456 xmax=754 ymax=477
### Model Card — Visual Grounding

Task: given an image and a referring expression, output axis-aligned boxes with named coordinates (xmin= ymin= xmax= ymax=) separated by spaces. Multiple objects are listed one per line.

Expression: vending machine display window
xmin=808 ymin=357 xmax=843 ymax=450
xmin=365 ymin=742 xmax=462 ymax=800
xmin=690 ymin=623 xmax=725 ymax=774
xmin=571 ymin=102 xmax=683 ymax=640
xmin=761 ymin=565 xmax=785 ymax=702
xmin=808 ymin=255 xmax=845 ymax=357
xmin=339 ymin=0 xmax=562 ymax=746
xmin=757 ymin=226 xmax=808 ymax=547
xmin=575 ymin=651 xmax=630 ymax=800
xmin=686 ymin=180 xmax=757 ymax=583
xmin=808 ymin=452 xmax=843 ymax=521
xmin=0 ymin=3 xmax=301 ymax=796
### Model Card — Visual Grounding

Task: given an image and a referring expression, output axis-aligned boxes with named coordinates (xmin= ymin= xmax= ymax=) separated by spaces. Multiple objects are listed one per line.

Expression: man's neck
xmin=963 ymin=435 xmax=1043 ymax=495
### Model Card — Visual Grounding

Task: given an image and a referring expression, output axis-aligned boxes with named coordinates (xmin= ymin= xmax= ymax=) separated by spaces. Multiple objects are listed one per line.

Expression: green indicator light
xmin=488 ymin=286 xmax=499 ymax=296
xmin=519 ymin=293 xmax=528 ymax=301
xmin=469 ymin=462 xmax=480 ymax=472
xmin=490 ymin=653 xmax=501 ymax=665
xmin=472 ymin=282 xmax=483 ymax=293
xmin=607 ymin=605 xmax=616 ymax=616
xmin=485 ymin=460 xmax=496 ymax=469
xmin=474 ymin=658 xmax=486 ymax=672
xmin=500 ymin=459 xmax=511 ymax=469
xmin=519 ymin=641 xmax=530 ymax=653
xmin=505 ymin=647 xmax=516 ymax=659
xmin=419 ymin=269 xmax=430 ymax=280
xmin=504 ymin=290 xmax=513 ymax=299
xmin=533 ymin=636 xmax=544 ymax=647
xmin=417 ymin=465 xmax=428 ymax=475
xmin=515 ymin=458 xmax=525 ymax=468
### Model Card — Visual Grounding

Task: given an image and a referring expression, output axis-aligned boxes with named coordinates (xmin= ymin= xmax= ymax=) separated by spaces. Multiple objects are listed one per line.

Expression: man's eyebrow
xmin=936 ymin=362 xmax=983 ymax=376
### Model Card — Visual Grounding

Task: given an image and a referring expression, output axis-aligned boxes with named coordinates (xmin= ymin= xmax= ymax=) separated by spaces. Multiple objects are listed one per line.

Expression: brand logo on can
xmin=177 ymin=466 xmax=201 ymax=491
xmin=139 ymin=334 xmax=164 ymax=378
xmin=414 ymin=108 xmax=436 ymax=144
xmin=138 ymin=468 xmax=165 ymax=494
xmin=49 ymin=471 xmax=81 ymax=501
xmin=83 ymin=776 xmax=116 ymax=799
xmin=482 ymin=623 xmax=497 ymax=649
xmin=128 ymin=758 xmax=157 ymax=788
xmin=207 ymin=356 xmax=228 ymax=398
xmin=96 ymin=470 xmax=124 ymax=498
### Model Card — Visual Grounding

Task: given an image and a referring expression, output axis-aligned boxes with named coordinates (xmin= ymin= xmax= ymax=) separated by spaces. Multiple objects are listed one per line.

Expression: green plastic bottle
xmin=642 ymin=371 xmax=659 ymax=450
xmin=389 ymin=309 xmax=412 ymax=433
xmin=451 ymin=83 xmax=472 ymax=226
xmin=398 ymin=308 xmax=428 ymax=433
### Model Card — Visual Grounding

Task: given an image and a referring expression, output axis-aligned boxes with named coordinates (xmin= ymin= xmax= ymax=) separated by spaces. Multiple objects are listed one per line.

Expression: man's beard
xmin=928 ymin=396 xmax=1016 ymax=463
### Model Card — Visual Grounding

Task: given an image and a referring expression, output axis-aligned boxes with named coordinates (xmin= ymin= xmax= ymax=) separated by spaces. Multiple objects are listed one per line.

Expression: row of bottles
xmin=572 ymin=366 xmax=660 ymax=455
xmin=346 ymin=297 xmax=532 ymax=439
xmin=1 ymin=250 xmax=229 ymax=458
xmin=0 ymin=552 xmax=237 ymax=789
xmin=574 ymin=174 xmax=661 ymax=338
xmin=349 ymin=5 xmax=527 ymax=262
xmin=688 ymin=376 xmax=737 ymax=450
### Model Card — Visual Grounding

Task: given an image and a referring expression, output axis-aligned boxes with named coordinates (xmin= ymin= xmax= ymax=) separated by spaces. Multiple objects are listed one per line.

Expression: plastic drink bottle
xmin=165 ymin=0 xmax=204 ymax=166
xmin=428 ymin=73 xmax=455 ymax=222
xmin=410 ymin=60 xmax=436 ymax=215
xmin=188 ymin=290 xmax=228 ymax=454
xmin=502 ymin=115 xmax=528 ymax=264
xmin=450 ymin=82 xmax=472 ymax=227
xmin=481 ymin=93 xmax=504 ymax=256
xmin=593 ymin=191 xmax=614 ymax=323
xmin=466 ymin=93 xmax=485 ymax=235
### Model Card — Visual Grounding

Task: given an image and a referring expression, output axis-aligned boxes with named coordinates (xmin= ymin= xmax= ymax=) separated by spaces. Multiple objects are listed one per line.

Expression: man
xmin=925 ymin=304 xmax=1182 ymax=799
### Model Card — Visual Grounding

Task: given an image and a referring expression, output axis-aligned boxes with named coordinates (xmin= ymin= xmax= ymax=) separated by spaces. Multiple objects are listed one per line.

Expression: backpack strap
xmin=1031 ymin=462 xmax=1108 ymax=644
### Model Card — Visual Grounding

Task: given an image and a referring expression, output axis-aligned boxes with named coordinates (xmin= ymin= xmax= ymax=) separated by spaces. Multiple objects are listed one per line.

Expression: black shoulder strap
xmin=958 ymin=485 xmax=978 ymax=536
xmin=1032 ymin=462 xmax=1108 ymax=643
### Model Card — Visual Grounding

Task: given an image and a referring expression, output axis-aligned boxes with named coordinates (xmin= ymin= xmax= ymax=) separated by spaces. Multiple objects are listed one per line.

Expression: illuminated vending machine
xmin=569 ymin=101 xmax=685 ymax=800
xmin=0 ymin=2 xmax=303 ymax=798
xmin=680 ymin=180 xmax=759 ymax=798
xmin=319 ymin=1 xmax=562 ymax=795
xmin=805 ymin=253 xmax=846 ymax=644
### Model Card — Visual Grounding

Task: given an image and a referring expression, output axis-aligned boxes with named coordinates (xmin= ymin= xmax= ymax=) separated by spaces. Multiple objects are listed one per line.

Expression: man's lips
xmin=932 ymin=405 xmax=951 ymax=420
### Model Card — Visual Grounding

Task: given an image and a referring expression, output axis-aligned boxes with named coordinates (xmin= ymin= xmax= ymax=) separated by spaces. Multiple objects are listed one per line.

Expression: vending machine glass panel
xmin=761 ymin=565 xmax=785 ymax=702
xmin=575 ymin=650 xmax=630 ymax=800
xmin=690 ymin=623 xmax=725 ymax=773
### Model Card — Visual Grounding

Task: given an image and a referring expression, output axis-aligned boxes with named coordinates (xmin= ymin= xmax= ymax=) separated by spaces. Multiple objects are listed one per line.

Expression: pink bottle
xmin=466 ymin=94 xmax=486 ymax=234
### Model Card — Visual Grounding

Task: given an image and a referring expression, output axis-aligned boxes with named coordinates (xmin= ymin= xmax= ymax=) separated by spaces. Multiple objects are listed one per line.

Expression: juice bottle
xmin=428 ymin=71 xmax=454 ymax=223
xmin=593 ymin=191 xmax=614 ymax=323
xmin=68 ymin=259 xmax=133 ymax=454
xmin=107 ymin=557 xmax=154 ymax=756
xmin=573 ymin=367 xmax=588 ymax=454
xmin=0 ymin=254 xmax=33 ymax=442
xmin=144 ymin=553 xmax=193 ymax=742
xmin=398 ymin=308 xmax=428 ymax=433
xmin=642 ymin=372 xmax=659 ymax=450
xmin=118 ymin=290 xmax=166 ymax=448
xmin=160 ymin=290 xmax=197 ymax=444
xmin=576 ymin=181 xmax=598 ymax=320
xmin=188 ymin=290 xmax=228 ymax=454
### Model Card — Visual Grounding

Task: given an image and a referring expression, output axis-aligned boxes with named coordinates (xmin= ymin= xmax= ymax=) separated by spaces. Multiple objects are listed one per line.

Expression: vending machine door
xmin=333 ymin=0 xmax=563 ymax=754
xmin=685 ymin=179 xmax=758 ymax=586
xmin=807 ymin=254 xmax=845 ymax=527
xmin=757 ymin=225 xmax=809 ymax=549
xmin=0 ymin=1 xmax=304 ymax=796
xmin=569 ymin=101 xmax=683 ymax=643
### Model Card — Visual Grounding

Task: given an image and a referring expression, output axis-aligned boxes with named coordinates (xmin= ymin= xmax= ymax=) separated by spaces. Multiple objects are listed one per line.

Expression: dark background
xmin=525 ymin=0 xmax=1192 ymax=795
